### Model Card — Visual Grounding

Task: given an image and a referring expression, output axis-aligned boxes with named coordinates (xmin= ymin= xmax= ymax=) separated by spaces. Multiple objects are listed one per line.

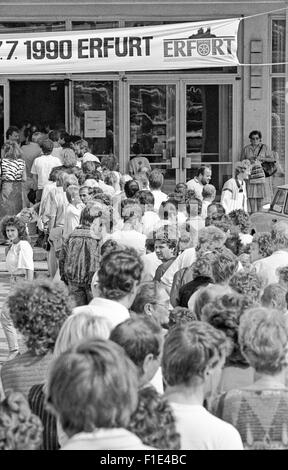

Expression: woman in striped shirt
xmin=0 ymin=142 xmax=26 ymax=218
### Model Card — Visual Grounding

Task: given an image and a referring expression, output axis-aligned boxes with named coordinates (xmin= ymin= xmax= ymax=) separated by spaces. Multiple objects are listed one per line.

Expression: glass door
xmin=128 ymin=82 xmax=178 ymax=194
xmin=0 ymin=80 xmax=8 ymax=148
xmin=71 ymin=79 xmax=119 ymax=161
xmin=182 ymin=82 xmax=234 ymax=198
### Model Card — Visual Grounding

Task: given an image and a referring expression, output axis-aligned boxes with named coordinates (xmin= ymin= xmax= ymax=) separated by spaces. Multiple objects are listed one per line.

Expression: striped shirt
xmin=0 ymin=158 xmax=25 ymax=181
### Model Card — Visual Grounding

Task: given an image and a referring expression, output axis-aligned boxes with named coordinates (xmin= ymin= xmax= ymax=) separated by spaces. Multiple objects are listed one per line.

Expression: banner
xmin=0 ymin=18 xmax=240 ymax=74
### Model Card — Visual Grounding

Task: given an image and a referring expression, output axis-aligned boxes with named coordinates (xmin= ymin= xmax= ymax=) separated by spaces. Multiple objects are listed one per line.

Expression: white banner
xmin=0 ymin=18 xmax=240 ymax=74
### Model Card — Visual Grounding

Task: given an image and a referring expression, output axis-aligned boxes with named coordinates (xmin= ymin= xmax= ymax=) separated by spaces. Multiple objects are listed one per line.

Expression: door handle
xmin=171 ymin=157 xmax=179 ymax=169
xmin=182 ymin=157 xmax=191 ymax=169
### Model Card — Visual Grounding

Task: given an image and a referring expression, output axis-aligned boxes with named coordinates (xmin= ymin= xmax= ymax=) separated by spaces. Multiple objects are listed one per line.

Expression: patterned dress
xmin=241 ymin=143 xmax=273 ymax=213
xmin=0 ymin=157 xmax=26 ymax=217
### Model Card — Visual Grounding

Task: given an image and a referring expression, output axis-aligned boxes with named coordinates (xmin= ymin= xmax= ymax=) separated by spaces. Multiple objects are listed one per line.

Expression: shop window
xmin=272 ymin=19 xmax=286 ymax=73
xmin=271 ymin=19 xmax=286 ymax=189
xmin=73 ymin=81 xmax=119 ymax=160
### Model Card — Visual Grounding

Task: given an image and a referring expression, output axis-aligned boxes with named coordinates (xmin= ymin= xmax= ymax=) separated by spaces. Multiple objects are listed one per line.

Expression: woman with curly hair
xmin=0 ymin=141 xmax=26 ymax=218
xmin=212 ymin=307 xmax=288 ymax=449
xmin=0 ymin=392 xmax=43 ymax=450
xmin=227 ymin=209 xmax=253 ymax=245
xmin=128 ymin=386 xmax=181 ymax=450
xmin=0 ymin=278 xmax=73 ymax=398
xmin=251 ymin=232 xmax=274 ymax=262
xmin=0 ymin=216 xmax=34 ymax=359
xmin=229 ymin=270 xmax=262 ymax=306
xmin=202 ymin=293 xmax=254 ymax=401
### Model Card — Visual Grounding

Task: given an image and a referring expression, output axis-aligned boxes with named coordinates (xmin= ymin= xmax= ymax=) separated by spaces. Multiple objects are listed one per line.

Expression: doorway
xmin=10 ymin=80 xmax=65 ymax=133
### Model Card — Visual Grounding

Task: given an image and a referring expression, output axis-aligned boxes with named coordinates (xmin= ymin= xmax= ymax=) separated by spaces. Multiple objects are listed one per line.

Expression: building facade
xmin=0 ymin=0 xmax=287 ymax=194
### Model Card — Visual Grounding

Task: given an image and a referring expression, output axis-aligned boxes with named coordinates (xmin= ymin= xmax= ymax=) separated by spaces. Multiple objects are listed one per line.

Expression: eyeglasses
xmin=153 ymin=302 xmax=170 ymax=309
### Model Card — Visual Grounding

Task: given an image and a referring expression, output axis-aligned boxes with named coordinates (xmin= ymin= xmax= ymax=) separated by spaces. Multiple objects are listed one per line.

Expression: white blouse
xmin=6 ymin=240 xmax=34 ymax=274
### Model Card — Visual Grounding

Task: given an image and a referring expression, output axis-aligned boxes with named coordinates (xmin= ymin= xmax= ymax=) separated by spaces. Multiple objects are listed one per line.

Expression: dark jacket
xmin=59 ymin=226 xmax=101 ymax=286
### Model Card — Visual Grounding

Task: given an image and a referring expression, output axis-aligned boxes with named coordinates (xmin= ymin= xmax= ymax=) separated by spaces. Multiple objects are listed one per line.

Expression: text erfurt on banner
xmin=0 ymin=18 xmax=240 ymax=74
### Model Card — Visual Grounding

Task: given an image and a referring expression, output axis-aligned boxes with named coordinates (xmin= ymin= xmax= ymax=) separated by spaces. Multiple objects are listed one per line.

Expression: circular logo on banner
xmin=197 ymin=40 xmax=211 ymax=56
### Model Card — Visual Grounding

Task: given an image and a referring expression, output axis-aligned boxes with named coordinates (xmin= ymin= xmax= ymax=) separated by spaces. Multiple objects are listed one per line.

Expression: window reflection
xmin=129 ymin=84 xmax=176 ymax=194
xmin=186 ymin=84 xmax=232 ymax=195
xmin=73 ymin=81 xmax=118 ymax=159
xmin=0 ymin=86 xmax=3 ymax=147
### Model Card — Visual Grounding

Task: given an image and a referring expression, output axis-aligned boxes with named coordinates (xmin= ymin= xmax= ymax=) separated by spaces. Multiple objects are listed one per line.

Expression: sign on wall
xmin=0 ymin=18 xmax=240 ymax=74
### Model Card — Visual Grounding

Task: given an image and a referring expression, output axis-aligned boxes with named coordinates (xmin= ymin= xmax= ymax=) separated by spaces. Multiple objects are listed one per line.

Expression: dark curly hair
xmin=8 ymin=279 xmax=74 ymax=355
xmin=0 ymin=215 xmax=29 ymax=241
xmin=168 ymin=307 xmax=197 ymax=329
xmin=228 ymin=209 xmax=251 ymax=234
xmin=225 ymin=233 xmax=244 ymax=257
xmin=202 ymin=293 xmax=249 ymax=367
xmin=128 ymin=386 xmax=181 ymax=450
xmin=205 ymin=214 xmax=232 ymax=233
xmin=98 ymin=247 xmax=143 ymax=301
xmin=0 ymin=392 xmax=43 ymax=450
xmin=252 ymin=232 xmax=274 ymax=258
xmin=229 ymin=271 xmax=262 ymax=304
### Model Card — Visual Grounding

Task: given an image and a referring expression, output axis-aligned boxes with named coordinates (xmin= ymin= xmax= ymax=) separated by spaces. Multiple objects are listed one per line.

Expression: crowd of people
xmin=0 ymin=125 xmax=287 ymax=450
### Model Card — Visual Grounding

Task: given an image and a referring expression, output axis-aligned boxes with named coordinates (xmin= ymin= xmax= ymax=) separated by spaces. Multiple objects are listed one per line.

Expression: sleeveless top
xmin=1 ymin=158 xmax=25 ymax=181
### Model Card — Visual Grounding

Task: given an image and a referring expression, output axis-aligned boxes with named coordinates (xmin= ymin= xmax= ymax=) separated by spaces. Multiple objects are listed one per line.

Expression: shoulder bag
xmin=258 ymin=144 xmax=277 ymax=177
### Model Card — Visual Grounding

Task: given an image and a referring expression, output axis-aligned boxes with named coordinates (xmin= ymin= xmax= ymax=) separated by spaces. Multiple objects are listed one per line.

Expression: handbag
xmin=256 ymin=144 xmax=277 ymax=177
xmin=261 ymin=160 xmax=277 ymax=177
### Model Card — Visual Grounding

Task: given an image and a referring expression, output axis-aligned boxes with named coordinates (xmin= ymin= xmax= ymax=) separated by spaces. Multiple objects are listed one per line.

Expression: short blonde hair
xmin=62 ymin=148 xmax=77 ymax=168
xmin=239 ymin=307 xmax=288 ymax=374
xmin=53 ymin=310 xmax=112 ymax=359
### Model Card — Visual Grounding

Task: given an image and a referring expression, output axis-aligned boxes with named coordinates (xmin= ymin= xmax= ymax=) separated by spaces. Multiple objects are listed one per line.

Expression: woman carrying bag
xmin=241 ymin=130 xmax=276 ymax=213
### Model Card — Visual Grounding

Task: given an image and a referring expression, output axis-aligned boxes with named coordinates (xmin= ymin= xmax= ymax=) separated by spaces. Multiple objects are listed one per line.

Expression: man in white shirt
xmin=31 ymin=138 xmax=62 ymax=202
xmin=74 ymin=247 xmax=143 ymax=328
xmin=186 ymin=166 xmax=212 ymax=200
xmin=253 ymin=220 xmax=288 ymax=287
xmin=149 ymin=169 xmax=168 ymax=213
xmin=162 ymin=321 xmax=243 ymax=450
